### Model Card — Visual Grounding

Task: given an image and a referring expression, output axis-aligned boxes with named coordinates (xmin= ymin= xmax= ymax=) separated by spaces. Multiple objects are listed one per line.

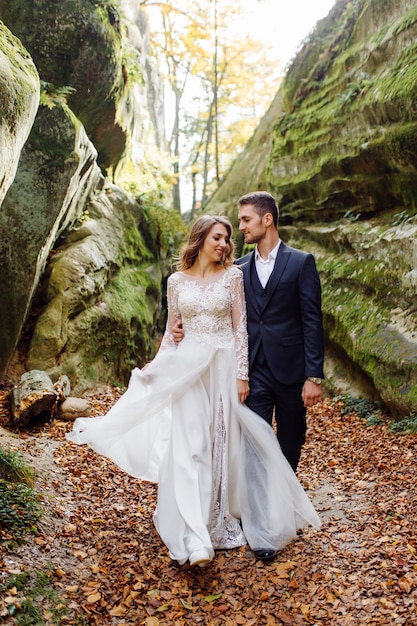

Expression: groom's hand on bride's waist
xmin=172 ymin=320 xmax=184 ymax=344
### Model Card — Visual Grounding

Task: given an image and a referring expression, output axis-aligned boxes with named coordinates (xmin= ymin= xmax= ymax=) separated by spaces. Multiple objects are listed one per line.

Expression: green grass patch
xmin=389 ymin=413 xmax=417 ymax=434
xmin=0 ymin=448 xmax=35 ymax=484
xmin=0 ymin=569 xmax=73 ymax=625
xmin=335 ymin=395 xmax=385 ymax=426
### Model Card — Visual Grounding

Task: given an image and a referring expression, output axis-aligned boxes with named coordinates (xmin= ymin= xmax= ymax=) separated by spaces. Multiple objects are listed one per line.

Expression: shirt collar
xmin=255 ymin=241 xmax=280 ymax=263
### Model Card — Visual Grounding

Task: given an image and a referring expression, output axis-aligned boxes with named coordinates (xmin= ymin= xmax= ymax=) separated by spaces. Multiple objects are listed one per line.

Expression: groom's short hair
xmin=238 ymin=191 xmax=279 ymax=227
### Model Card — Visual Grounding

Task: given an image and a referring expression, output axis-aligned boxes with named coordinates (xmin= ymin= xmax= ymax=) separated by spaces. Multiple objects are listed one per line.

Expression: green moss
xmin=0 ymin=21 xmax=37 ymax=74
xmin=121 ymin=43 xmax=145 ymax=85
xmin=371 ymin=43 xmax=417 ymax=103
xmin=120 ymin=213 xmax=154 ymax=262
xmin=392 ymin=6 xmax=417 ymax=36
xmin=267 ymin=1 xmax=417 ymax=196
xmin=28 ymin=104 xmax=80 ymax=163
xmin=322 ymin=288 xmax=389 ymax=341
xmin=322 ymin=264 xmax=417 ymax=415
xmin=372 ymin=23 xmax=391 ymax=46
xmin=283 ymin=0 xmax=363 ymax=106
xmin=106 ymin=265 xmax=160 ymax=323
xmin=0 ymin=568 xmax=70 ymax=624
xmin=320 ymin=255 xmax=402 ymax=302
xmin=69 ymin=259 xmax=163 ymax=387
xmin=144 ymin=197 xmax=187 ymax=254
xmin=0 ymin=22 xmax=39 ymax=123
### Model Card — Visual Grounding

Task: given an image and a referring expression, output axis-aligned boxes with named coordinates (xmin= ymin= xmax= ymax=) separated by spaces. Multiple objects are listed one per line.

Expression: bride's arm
xmin=159 ymin=275 xmax=182 ymax=352
xmin=231 ymin=270 xmax=249 ymax=402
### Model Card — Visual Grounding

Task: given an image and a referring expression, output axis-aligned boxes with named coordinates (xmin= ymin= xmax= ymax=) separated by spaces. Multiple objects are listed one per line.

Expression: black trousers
xmin=246 ymin=351 xmax=307 ymax=472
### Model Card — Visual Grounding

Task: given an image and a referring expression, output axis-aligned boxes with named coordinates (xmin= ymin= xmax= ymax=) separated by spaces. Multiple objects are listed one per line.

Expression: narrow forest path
xmin=1 ymin=391 xmax=416 ymax=625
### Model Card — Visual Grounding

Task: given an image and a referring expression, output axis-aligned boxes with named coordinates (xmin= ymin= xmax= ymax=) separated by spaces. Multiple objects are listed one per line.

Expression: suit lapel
xmin=239 ymin=252 xmax=261 ymax=313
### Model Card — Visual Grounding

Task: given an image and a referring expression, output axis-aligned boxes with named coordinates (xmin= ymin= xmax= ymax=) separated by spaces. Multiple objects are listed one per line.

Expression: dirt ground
xmin=1 ymin=390 xmax=416 ymax=625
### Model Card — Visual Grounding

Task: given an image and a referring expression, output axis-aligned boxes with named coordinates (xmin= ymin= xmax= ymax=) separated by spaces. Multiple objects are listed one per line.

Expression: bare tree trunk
xmin=170 ymin=85 xmax=181 ymax=212
xmin=201 ymin=108 xmax=213 ymax=206
xmin=213 ymin=0 xmax=220 ymax=183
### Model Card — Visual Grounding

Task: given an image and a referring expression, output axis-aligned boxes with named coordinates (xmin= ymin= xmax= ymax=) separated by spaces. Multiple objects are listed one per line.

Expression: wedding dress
xmin=67 ymin=265 xmax=320 ymax=564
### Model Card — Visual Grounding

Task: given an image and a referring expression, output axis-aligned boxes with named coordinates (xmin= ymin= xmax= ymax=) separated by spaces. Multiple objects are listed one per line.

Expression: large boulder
xmin=0 ymin=3 xmax=179 ymax=392
xmin=0 ymin=97 xmax=180 ymax=393
xmin=0 ymin=0 xmax=166 ymax=172
xmin=0 ymin=22 xmax=39 ymax=205
xmin=26 ymin=180 xmax=170 ymax=393
xmin=0 ymin=104 xmax=101 ymax=378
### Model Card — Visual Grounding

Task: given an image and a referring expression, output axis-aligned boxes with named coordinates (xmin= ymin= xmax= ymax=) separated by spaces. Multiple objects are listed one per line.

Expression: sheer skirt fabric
xmin=67 ymin=337 xmax=320 ymax=564
xmin=67 ymin=266 xmax=320 ymax=564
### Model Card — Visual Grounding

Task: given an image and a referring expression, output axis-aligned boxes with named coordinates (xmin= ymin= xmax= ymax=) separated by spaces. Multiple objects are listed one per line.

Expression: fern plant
xmin=39 ymin=80 xmax=76 ymax=109
xmin=390 ymin=413 xmax=417 ymax=434
xmin=0 ymin=481 xmax=43 ymax=535
xmin=0 ymin=447 xmax=42 ymax=539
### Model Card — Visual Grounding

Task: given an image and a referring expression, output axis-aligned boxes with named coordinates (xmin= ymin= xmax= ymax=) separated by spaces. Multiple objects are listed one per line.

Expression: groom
xmin=236 ymin=191 xmax=324 ymax=472
xmin=235 ymin=191 xmax=324 ymax=562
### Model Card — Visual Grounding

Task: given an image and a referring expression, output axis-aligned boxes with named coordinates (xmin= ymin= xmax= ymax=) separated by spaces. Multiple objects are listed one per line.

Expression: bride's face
xmin=200 ymin=224 xmax=230 ymax=264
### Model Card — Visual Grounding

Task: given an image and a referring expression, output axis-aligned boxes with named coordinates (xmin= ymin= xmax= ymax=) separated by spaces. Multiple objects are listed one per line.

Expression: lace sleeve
xmin=230 ymin=269 xmax=249 ymax=380
xmin=159 ymin=274 xmax=181 ymax=352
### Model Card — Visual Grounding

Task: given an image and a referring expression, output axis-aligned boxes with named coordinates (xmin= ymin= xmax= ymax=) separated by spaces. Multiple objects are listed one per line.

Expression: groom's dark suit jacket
xmin=235 ymin=241 xmax=324 ymax=386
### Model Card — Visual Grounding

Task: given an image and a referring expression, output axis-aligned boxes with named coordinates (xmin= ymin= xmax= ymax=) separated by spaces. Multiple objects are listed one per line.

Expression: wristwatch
xmin=307 ymin=377 xmax=322 ymax=385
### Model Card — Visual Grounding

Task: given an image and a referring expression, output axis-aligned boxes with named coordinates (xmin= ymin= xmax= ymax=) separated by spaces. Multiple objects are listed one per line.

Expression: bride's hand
xmin=237 ymin=379 xmax=249 ymax=404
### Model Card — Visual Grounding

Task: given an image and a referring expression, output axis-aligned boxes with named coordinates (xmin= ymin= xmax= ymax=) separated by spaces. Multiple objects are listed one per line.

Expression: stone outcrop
xmin=0 ymin=0 xmax=166 ymax=171
xmin=205 ymin=0 xmax=417 ymax=417
xmin=0 ymin=3 xmax=182 ymax=392
xmin=0 ymin=104 xmax=101 ymax=378
xmin=26 ymin=171 xmax=170 ymax=392
xmin=0 ymin=22 xmax=39 ymax=205
xmin=57 ymin=397 xmax=92 ymax=422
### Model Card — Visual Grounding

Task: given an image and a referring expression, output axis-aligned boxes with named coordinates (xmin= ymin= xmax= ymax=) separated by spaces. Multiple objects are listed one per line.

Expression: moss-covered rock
xmin=205 ymin=0 xmax=417 ymax=417
xmin=0 ymin=0 xmax=125 ymax=169
xmin=0 ymin=0 xmax=166 ymax=176
xmin=27 ymin=184 xmax=185 ymax=393
xmin=0 ymin=2 xmax=177 ymax=393
xmin=0 ymin=21 xmax=39 ymax=205
xmin=0 ymin=103 xmax=101 ymax=378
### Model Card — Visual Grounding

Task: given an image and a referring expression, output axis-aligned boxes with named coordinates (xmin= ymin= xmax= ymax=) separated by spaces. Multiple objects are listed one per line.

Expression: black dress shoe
xmin=253 ymin=549 xmax=277 ymax=562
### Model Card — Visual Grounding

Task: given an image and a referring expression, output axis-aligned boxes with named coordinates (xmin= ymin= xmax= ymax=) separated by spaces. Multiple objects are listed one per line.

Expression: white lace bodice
xmin=160 ymin=265 xmax=249 ymax=379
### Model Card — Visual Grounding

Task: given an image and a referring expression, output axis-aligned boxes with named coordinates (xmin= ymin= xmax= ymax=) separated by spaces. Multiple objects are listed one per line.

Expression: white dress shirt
xmin=255 ymin=241 xmax=280 ymax=288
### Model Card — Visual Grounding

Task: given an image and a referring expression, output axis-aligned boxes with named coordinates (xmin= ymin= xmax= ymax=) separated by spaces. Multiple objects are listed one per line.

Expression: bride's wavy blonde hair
xmin=175 ymin=215 xmax=235 ymax=271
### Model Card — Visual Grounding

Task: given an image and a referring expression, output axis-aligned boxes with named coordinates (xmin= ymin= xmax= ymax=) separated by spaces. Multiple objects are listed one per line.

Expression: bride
xmin=67 ymin=215 xmax=321 ymax=568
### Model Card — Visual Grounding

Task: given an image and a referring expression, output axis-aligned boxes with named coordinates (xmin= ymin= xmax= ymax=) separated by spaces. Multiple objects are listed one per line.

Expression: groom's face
xmin=238 ymin=204 xmax=266 ymax=245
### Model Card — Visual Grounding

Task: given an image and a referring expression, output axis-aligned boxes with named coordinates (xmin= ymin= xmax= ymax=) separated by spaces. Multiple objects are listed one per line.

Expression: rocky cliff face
xmin=0 ymin=2 xmax=182 ymax=392
xmin=2 ymin=0 xmax=416 ymax=412
xmin=0 ymin=23 xmax=39 ymax=206
xmin=206 ymin=0 xmax=417 ymax=417
xmin=0 ymin=0 xmax=166 ymax=171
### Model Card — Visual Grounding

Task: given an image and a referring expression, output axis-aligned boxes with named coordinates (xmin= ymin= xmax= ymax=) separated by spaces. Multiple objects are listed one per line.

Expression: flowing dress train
xmin=67 ymin=265 xmax=321 ymax=564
